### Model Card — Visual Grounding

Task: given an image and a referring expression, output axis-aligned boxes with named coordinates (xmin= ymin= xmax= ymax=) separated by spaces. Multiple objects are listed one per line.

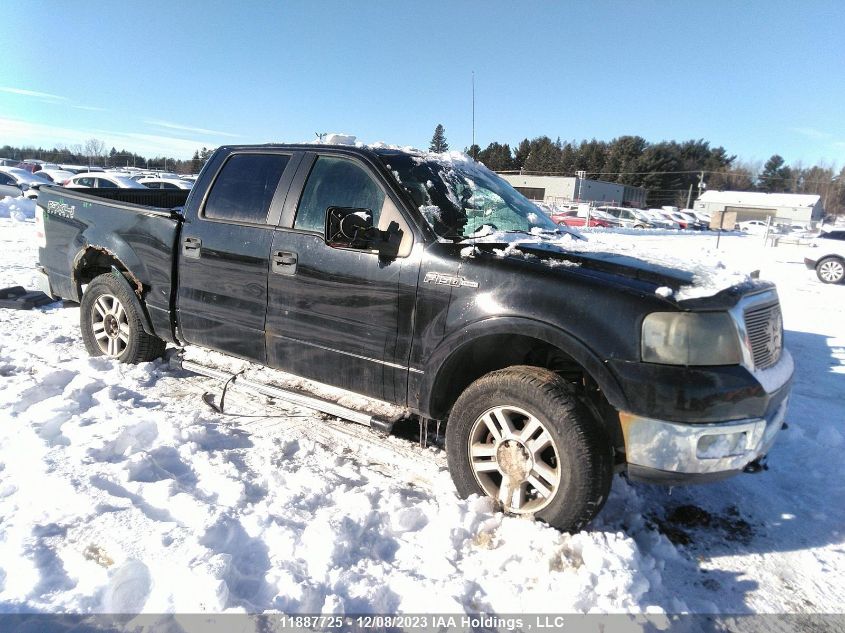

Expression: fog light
xmin=697 ymin=432 xmax=748 ymax=459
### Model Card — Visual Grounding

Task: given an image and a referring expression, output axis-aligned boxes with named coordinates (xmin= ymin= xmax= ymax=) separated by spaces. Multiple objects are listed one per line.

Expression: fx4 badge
xmin=423 ymin=272 xmax=479 ymax=289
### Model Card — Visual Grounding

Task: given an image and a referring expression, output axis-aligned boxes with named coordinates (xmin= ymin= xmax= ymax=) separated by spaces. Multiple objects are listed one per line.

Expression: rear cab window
xmin=203 ymin=153 xmax=291 ymax=224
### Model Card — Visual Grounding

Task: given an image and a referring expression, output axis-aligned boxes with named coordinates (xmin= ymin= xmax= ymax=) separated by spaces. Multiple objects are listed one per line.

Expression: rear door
xmin=265 ymin=151 xmax=419 ymax=402
xmin=176 ymin=150 xmax=301 ymax=363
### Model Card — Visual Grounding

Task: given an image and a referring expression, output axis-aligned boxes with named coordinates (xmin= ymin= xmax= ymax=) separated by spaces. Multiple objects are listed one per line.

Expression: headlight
xmin=641 ymin=312 xmax=741 ymax=365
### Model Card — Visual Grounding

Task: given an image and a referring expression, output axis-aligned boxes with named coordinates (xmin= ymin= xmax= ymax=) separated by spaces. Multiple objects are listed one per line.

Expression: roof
xmin=697 ymin=190 xmax=821 ymax=208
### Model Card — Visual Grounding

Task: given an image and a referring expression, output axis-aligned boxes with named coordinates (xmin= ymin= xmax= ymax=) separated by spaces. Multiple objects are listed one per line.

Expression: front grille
xmin=744 ymin=303 xmax=783 ymax=370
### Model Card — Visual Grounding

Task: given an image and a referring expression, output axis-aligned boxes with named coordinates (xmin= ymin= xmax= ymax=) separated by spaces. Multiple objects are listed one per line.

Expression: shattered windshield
xmin=377 ymin=150 xmax=560 ymax=240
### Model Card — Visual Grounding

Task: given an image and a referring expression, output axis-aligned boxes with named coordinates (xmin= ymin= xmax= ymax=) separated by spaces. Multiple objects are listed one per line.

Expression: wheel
xmin=80 ymin=273 xmax=166 ymax=363
xmin=446 ymin=366 xmax=613 ymax=532
xmin=816 ymin=257 xmax=845 ymax=284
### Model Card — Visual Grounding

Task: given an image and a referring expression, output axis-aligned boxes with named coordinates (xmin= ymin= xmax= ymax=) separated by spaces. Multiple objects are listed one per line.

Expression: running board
xmin=170 ymin=354 xmax=395 ymax=433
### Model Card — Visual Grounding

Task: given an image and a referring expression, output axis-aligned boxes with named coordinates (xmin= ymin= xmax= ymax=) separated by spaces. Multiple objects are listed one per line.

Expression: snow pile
xmin=311 ymin=133 xmax=357 ymax=146
xmin=0 ymin=195 xmax=35 ymax=221
xmin=0 ymin=219 xmax=843 ymax=615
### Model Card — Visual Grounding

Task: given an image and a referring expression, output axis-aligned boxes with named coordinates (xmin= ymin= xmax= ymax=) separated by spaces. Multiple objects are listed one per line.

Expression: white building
xmin=694 ymin=191 xmax=824 ymax=224
xmin=499 ymin=174 xmax=647 ymax=208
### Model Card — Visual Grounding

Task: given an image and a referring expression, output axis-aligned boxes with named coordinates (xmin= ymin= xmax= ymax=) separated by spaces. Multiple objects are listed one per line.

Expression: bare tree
xmin=84 ymin=138 xmax=106 ymax=166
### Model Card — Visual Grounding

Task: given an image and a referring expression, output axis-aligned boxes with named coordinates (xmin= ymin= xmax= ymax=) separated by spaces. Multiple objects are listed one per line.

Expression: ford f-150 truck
xmin=35 ymin=143 xmax=793 ymax=532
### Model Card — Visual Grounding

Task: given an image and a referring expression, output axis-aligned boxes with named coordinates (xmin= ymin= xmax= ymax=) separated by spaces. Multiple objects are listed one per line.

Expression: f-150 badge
xmin=423 ymin=272 xmax=479 ymax=289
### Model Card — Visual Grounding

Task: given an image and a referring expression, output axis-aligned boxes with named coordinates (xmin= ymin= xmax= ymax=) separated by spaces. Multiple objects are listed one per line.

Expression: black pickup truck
xmin=35 ymin=143 xmax=793 ymax=532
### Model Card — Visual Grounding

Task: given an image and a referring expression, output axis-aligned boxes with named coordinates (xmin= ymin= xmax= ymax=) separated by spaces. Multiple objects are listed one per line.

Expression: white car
xmin=36 ymin=169 xmax=76 ymax=185
xmin=0 ymin=167 xmax=52 ymax=199
xmin=804 ymin=229 xmax=845 ymax=284
xmin=64 ymin=173 xmax=147 ymax=189
xmin=138 ymin=178 xmax=193 ymax=190
xmin=738 ymin=220 xmax=771 ymax=235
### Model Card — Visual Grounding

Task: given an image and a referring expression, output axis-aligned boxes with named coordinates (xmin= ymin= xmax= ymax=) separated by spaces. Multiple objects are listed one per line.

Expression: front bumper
xmin=621 ymin=348 xmax=793 ymax=484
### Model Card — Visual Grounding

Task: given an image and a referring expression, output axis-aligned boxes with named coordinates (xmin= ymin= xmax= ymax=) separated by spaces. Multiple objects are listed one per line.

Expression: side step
xmin=169 ymin=354 xmax=395 ymax=434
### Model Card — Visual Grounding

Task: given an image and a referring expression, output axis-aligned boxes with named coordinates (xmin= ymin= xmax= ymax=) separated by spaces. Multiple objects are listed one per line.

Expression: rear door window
xmin=204 ymin=153 xmax=291 ymax=224
xmin=96 ymin=178 xmax=117 ymax=188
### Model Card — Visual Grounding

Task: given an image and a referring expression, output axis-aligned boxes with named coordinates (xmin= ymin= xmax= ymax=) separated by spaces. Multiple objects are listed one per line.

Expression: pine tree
xmin=429 ymin=124 xmax=449 ymax=153
xmin=757 ymin=155 xmax=792 ymax=192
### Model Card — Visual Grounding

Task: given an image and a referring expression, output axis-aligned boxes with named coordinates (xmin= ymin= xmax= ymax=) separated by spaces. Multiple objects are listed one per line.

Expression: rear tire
xmin=446 ymin=366 xmax=613 ymax=533
xmin=80 ymin=273 xmax=166 ymax=363
xmin=816 ymin=257 xmax=845 ymax=284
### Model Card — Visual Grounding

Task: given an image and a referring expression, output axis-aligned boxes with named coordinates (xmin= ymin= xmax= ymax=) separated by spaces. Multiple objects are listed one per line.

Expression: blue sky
xmin=1 ymin=1 xmax=843 ymax=167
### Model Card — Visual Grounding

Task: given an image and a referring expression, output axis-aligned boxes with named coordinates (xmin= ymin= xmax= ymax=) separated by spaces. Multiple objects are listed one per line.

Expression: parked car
xmin=0 ymin=166 xmax=52 ymax=199
xmin=674 ymin=211 xmax=708 ymax=230
xmin=63 ymin=173 xmax=148 ymax=189
xmin=683 ymin=209 xmax=711 ymax=226
xmin=803 ymin=229 xmax=845 ymax=284
xmin=37 ymin=169 xmax=76 ymax=185
xmin=596 ymin=206 xmax=655 ymax=228
xmin=60 ymin=165 xmax=105 ymax=174
xmin=642 ymin=209 xmax=681 ymax=229
xmin=550 ymin=209 xmax=611 ymax=228
xmin=138 ymin=178 xmax=193 ymax=190
xmin=738 ymin=220 xmax=771 ymax=235
xmin=36 ymin=142 xmax=793 ymax=533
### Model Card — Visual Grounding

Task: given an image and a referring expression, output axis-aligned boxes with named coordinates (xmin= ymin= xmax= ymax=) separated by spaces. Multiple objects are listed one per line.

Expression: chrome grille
xmin=744 ymin=303 xmax=783 ymax=370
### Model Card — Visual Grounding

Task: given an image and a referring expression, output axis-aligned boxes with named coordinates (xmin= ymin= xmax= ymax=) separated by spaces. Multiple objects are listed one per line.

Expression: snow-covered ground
xmin=0 ymin=217 xmax=842 ymax=615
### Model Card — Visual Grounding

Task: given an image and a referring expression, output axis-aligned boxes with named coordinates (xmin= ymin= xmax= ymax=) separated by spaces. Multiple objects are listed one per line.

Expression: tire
xmin=446 ymin=366 xmax=613 ymax=533
xmin=816 ymin=257 xmax=845 ymax=284
xmin=80 ymin=273 xmax=166 ymax=363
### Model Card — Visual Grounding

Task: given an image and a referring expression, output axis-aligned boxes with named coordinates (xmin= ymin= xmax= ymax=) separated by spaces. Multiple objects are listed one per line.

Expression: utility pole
xmin=697 ymin=171 xmax=706 ymax=199
xmin=575 ymin=170 xmax=586 ymax=201
xmin=686 ymin=183 xmax=693 ymax=209
xmin=471 ymin=71 xmax=476 ymax=160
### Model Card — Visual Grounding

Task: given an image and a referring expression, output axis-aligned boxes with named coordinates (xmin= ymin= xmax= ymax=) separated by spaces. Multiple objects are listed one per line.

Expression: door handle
xmin=182 ymin=236 xmax=202 ymax=259
xmin=271 ymin=250 xmax=297 ymax=275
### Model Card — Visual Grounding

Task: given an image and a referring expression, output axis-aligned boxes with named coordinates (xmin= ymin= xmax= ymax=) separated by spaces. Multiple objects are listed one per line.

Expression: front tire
xmin=816 ymin=257 xmax=845 ymax=284
xmin=80 ymin=273 xmax=166 ymax=363
xmin=446 ymin=366 xmax=613 ymax=533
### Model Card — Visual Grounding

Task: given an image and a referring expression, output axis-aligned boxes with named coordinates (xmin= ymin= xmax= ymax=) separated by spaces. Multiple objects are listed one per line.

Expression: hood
xmin=460 ymin=230 xmax=757 ymax=304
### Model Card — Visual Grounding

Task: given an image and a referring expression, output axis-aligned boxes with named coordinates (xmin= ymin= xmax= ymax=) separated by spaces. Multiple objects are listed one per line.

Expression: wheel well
xmin=74 ymin=247 xmax=142 ymax=297
xmin=430 ymin=334 xmax=622 ymax=448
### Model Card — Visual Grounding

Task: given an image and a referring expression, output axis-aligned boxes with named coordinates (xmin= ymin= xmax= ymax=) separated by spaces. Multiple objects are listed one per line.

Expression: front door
xmin=266 ymin=153 xmax=418 ymax=402
xmin=177 ymin=151 xmax=299 ymax=363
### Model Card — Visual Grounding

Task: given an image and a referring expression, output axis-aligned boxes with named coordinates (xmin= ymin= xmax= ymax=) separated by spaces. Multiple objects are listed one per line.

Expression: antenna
xmin=471 ymin=71 xmax=476 ymax=159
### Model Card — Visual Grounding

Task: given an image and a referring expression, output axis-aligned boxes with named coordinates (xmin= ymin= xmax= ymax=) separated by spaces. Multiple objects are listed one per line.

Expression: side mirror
xmin=325 ymin=207 xmax=403 ymax=259
xmin=18 ymin=183 xmax=30 ymax=192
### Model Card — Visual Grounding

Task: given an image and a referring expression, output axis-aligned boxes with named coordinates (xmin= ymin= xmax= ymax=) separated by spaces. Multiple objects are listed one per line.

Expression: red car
xmin=550 ymin=209 xmax=611 ymax=228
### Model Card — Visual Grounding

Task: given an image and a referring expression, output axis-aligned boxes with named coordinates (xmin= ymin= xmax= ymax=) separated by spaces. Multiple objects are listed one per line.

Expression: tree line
xmin=430 ymin=125 xmax=844 ymax=215
xmin=0 ymin=141 xmax=215 ymax=175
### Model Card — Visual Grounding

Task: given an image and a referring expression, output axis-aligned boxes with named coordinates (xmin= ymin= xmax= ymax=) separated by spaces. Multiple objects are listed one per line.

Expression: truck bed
xmin=45 ymin=185 xmax=191 ymax=212
xmin=36 ymin=186 xmax=184 ymax=341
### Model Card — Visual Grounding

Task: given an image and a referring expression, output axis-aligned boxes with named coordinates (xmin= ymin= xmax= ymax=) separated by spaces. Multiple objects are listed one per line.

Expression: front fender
xmin=414 ymin=315 xmax=629 ymax=417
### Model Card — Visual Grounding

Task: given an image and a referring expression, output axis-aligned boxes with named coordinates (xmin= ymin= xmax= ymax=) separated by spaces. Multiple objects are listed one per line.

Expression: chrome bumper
xmin=622 ymin=350 xmax=793 ymax=475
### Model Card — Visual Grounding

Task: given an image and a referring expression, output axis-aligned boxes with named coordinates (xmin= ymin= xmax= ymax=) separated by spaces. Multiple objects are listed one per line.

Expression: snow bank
xmin=0 ymin=219 xmax=843 ymax=616
xmin=0 ymin=195 xmax=35 ymax=221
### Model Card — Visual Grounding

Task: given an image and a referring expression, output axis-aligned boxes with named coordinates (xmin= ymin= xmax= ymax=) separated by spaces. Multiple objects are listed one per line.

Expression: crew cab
xmin=35 ymin=142 xmax=793 ymax=532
